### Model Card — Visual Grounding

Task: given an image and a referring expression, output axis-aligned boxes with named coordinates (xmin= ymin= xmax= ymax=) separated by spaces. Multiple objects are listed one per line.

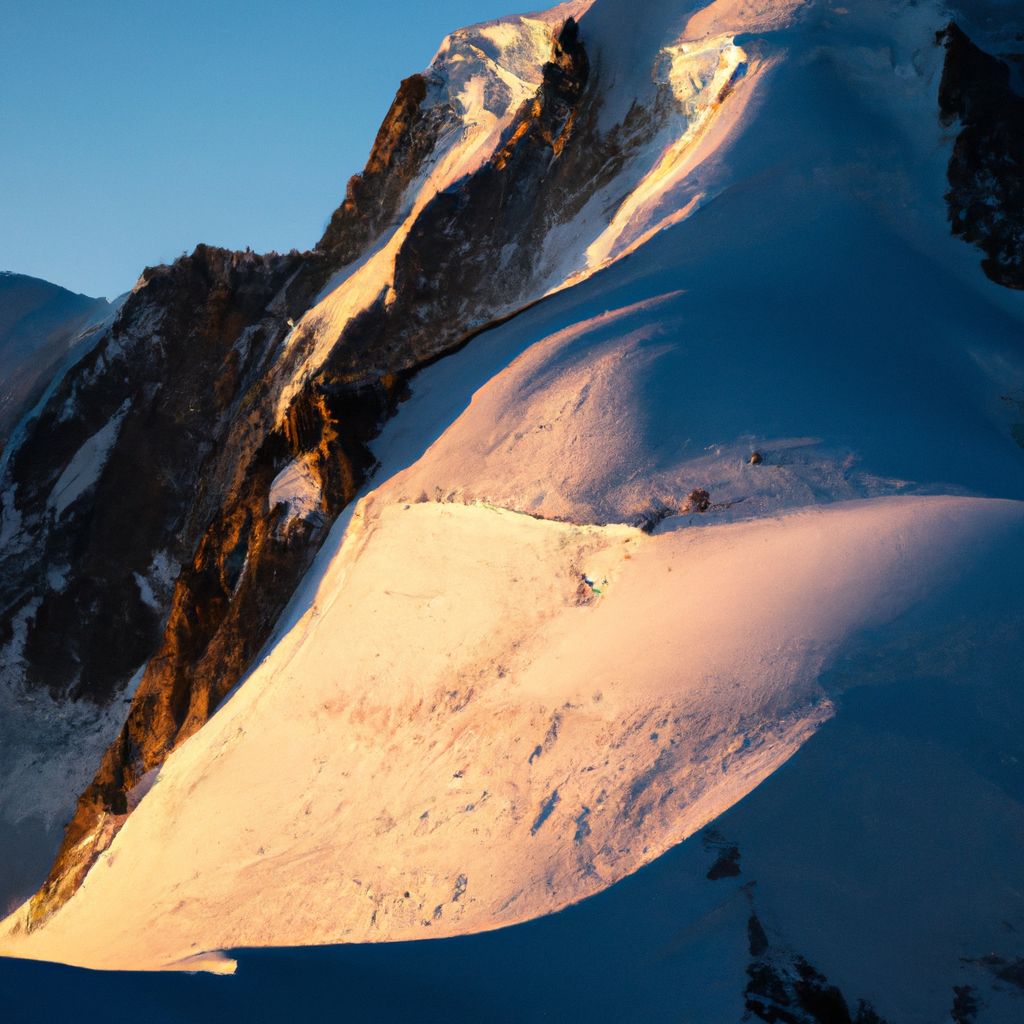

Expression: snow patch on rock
xmin=133 ymin=550 xmax=178 ymax=614
xmin=269 ymin=456 xmax=324 ymax=529
xmin=46 ymin=401 xmax=130 ymax=519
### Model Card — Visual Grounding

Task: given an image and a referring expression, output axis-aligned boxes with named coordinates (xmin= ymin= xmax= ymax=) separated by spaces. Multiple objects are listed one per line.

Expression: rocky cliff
xmin=938 ymin=22 xmax=1024 ymax=289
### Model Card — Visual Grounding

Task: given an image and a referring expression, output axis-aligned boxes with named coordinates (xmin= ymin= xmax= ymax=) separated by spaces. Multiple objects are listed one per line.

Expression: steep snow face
xmin=431 ymin=1 xmax=593 ymax=109
xmin=535 ymin=27 xmax=757 ymax=293
xmin=3 ymin=496 xmax=1020 ymax=971
xmin=578 ymin=0 xmax=803 ymax=126
xmin=424 ymin=2 xmax=596 ymax=183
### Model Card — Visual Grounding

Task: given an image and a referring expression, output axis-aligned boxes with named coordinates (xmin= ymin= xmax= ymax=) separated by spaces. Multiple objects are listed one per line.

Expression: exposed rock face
xmin=0 ymin=273 xmax=111 ymax=449
xmin=317 ymin=74 xmax=452 ymax=264
xmin=938 ymin=22 xmax=1024 ymax=289
xmin=28 ymin=371 xmax=409 ymax=920
xmin=287 ymin=17 xmax=596 ymax=384
xmin=2 ymin=247 xmax=307 ymax=709
xmin=13 ymin=18 xmax=592 ymax=927
xmin=289 ymin=13 xmax=728 ymax=391
xmin=0 ymin=248 xmax=320 ymax=914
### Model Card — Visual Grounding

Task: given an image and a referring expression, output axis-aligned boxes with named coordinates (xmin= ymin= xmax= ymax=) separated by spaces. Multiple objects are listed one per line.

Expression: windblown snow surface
xmin=5 ymin=0 xmax=1024 ymax=1020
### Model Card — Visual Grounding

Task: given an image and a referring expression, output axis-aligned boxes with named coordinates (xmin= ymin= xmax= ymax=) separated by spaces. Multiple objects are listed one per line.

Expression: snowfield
xmin=4 ymin=0 xmax=1024 ymax=1017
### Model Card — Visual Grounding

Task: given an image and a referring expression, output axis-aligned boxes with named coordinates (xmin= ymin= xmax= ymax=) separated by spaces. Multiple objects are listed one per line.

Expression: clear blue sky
xmin=0 ymin=0 xmax=520 ymax=299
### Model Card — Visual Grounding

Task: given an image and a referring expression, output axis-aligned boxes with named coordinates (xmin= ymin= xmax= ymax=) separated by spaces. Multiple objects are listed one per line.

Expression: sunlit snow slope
xmin=4 ymin=2 xmax=1024 ymax=1016
xmin=3 ymin=493 xmax=1022 ymax=976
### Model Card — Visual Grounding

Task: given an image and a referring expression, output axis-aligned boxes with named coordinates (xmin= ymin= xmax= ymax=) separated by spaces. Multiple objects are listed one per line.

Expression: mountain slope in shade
xmin=0 ymin=273 xmax=113 ymax=451
xmin=0 ymin=273 xmax=118 ymax=915
xmin=2 ymin=0 xmax=1024 ymax=1017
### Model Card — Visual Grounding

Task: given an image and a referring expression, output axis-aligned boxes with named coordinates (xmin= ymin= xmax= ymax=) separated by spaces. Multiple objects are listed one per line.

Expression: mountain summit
xmin=2 ymin=1 xmax=1024 ymax=1019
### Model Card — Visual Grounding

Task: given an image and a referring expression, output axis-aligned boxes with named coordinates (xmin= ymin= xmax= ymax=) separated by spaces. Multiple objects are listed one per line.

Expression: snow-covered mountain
xmin=2 ymin=0 xmax=1024 ymax=1020
xmin=0 ymin=273 xmax=113 ymax=450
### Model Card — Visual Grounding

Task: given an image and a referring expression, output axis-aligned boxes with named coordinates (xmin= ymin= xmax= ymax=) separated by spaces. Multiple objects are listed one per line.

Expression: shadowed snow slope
xmin=0 ymin=273 xmax=111 ymax=451
xmin=380 ymin=0 xmax=1024 ymax=526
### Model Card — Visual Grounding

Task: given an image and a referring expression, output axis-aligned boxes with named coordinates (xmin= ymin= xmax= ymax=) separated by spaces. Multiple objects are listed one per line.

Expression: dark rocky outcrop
xmin=296 ymin=17 xmax=596 ymax=383
xmin=317 ymin=74 xmax=453 ymax=264
xmin=2 ymin=247 xmax=308 ymax=708
xmin=2 ymin=53 xmax=464 ymax=723
xmin=709 ymin=846 xmax=887 ymax=1024
xmin=938 ymin=23 xmax=1024 ymax=289
xmin=745 ymin=952 xmax=888 ymax=1024
xmin=950 ymin=985 xmax=979 ymax=1024
xmin=703 ymin=827 xmax=742 ymax=879
xmin=290 ymin=14 xmax=703 ymax=387
xmin=748 ymin=913 xmax=770 ymax=959
xmin=707 ymin=844 xmax=741 ymax=879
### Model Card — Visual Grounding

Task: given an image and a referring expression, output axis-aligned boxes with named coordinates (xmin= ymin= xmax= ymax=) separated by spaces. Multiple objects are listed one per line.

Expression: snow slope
xmin=385 ymin=0 xmax=1024 ymax=527
xmin=4 ymin=495 xmax=1021 ymax=972
xmin=4 ymin=0 xmax=1024 ymax=1014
